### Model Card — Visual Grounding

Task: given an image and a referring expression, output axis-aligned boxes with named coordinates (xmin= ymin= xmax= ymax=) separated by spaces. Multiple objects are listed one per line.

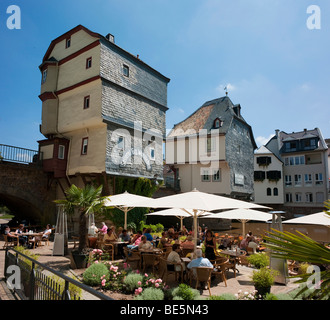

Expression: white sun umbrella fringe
xmin=103 ymin=191 xmax=156 ymax=230
xmin=283 ymin=211 xmax=330 ymax=227
xmin=126 ymin=188 xmax=270 ymax=251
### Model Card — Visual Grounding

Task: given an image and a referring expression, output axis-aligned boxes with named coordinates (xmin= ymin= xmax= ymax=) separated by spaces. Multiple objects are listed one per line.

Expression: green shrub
xmin=172 ymin=284 xmax=200 ymax=300
xmin=83 ymin=263 xmax=109 ymax=287
xmin=207 ymin=293 xmax=237 ymax=300
xmin=135 ymin=287 xmax=164 ymax=300
xmin=48 ymin=274 xmax=83 ymax=300
xmin=123 ymin=272 xmax=144 ymax=292
xmin=298 ymin=262 xmax=311 ymax=275
xmin=247 ymin=253 xmax=270 ymax=269
xmin=251 ymin=267 xmax=278 ymax=288
xmin=264 ymin=293 xmax=278 ymax=300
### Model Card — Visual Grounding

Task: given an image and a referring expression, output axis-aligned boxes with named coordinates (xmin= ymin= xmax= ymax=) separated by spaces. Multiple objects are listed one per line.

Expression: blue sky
xmin=0 ymin=0 xmax=329 ymax=151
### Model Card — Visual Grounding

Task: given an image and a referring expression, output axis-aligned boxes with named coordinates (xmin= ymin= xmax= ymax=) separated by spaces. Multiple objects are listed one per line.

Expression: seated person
xmin=247 ymin=239 xmax=259 ymax=254
xmin=218 ymin=234 xmax=232 ymax=249
xmin=119 ymin=229 xmax=130 ymax=242
xmin=4 ymin=225 xmax=18 ymax=243
xmin=104 ymin=227 xmax=117 ymax=242
xmin=127 ymin=231 xmax=142 ymax=250
xmin=138 ymin=236 xmax=153 ymax=251
xmin=157 ymin=232 xmax=168 ymax=249
xmin=88 ymin=223 xmax=98 ymax=236
xmin=181 ymin=235 xmax=194 ymax=249
xmin=239 ymin=236 xmax=250 ymax=251
xmin=15 ymin=224 xmax=27 ymax=245
xmin=167 ymin=243 xmax=185 ymax=272
xmin=143 ymin=228 xmax=153 ymax=242
xmin=99 ymin=222 xmax=108 ymax=234
xmin=181 ymin=225 xmax=189 ymax=236
xmin=42 ymin=224 xmax=52 ymax=239
xmin=187 ymin=249 xmax=214 ymax=287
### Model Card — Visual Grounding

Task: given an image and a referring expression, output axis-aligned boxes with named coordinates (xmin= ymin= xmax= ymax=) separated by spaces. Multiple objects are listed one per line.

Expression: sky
xmin=0 ymin=0 xmax=329 ymax=151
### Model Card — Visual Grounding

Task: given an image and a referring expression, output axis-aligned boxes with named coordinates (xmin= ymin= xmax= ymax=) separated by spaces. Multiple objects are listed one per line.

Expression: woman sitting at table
xmin=143 ymin=228 xmax=153 ymax=242
xmin=204 ymin=230 xmax=216 ymax=261
xmin=218 ymin=234 xmax=232 ymax=250
xmin=240 ymin=236 xmax=251 ymax=251
xmin=104 ymin=227 xmax=117 ymax=242
xmin=42 ymin=224 xmax=52 ymax=240
xmin=138 ymin=235 xmax=153 ymax=251
xmin=127 ymin=231 xmax=142 ymax=250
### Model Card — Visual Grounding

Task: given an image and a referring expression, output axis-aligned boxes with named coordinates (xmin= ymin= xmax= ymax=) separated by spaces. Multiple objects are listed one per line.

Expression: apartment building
xmin=265 ymin=128 xmax=329 ymax=215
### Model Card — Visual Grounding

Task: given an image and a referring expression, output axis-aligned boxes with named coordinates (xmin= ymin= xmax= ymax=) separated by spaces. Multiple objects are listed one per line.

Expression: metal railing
xmin=4 ymin=248 xmax=113 ymax=300
xmin=0 ymin=144 xmax=43 ymax=165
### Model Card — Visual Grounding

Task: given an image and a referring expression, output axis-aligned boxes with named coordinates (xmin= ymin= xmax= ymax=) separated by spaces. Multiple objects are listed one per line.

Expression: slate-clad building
xmin=166 ymin=96 xmax=257 ymax=200
xmin=38 ymin=25 xmax=169 ymax=193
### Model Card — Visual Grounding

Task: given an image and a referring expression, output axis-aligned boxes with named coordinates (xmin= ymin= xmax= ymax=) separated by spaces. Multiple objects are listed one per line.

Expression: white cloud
xmin=255 ymin=134 xmax=275 ymax=147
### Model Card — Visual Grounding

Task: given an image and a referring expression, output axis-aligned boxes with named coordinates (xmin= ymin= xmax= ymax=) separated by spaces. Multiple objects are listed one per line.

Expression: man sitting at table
xmin=119 ymin=229 xmax=130 ymax=242
xmin=187 ymin=249 xmax=214 ymax=288
xmin=218 ymin=234 xmax=232 ymax=249
xmin=138 ymin=235 xmax=153 ymax=251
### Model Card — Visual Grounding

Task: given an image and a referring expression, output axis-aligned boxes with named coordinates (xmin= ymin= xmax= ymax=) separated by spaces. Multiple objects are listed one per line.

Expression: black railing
xmin=4 ymin=248 xmax=113 ymax=300
xmin=0 ymin=144 xmax=43 ymax=165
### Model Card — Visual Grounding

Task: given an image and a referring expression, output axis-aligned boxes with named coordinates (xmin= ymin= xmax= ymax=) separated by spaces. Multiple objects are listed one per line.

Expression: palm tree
xmin=263 ymin=202 xmax=330 ymax=300
xmin=55 ymin=184 xmax=106 ymax=253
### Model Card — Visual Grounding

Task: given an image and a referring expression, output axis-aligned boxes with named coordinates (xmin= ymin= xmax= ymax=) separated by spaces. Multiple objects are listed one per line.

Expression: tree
xmin=55 ymin=184 xmax=106 ymax=253
xmin=263 ymin=202 xmax=330 ymax=300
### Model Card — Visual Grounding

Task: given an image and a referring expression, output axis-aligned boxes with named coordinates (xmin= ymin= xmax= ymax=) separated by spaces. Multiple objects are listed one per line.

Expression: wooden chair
xmin=103 ymin=242 xmax=114 ymax=261
xmin=211 ymin=257 xmax=229 ymax=287
xmin=123 ymin=247 xmax=141 ymax=269
xmin=162 ymin=246 xmax=172 ymax=258
xmin=247 ymin=247 xmax=254 ymax=255
xmin=238 ymin=254 xmax=250 ymax=267
xmin=41 ymin=236 xmax=50 ymax=246
xmin=159 ymin=257 xmax=183 ymax=284
xmin=181 ymin=248 xmax=194 ymax=258
xmin=2 ymin=234 xmax=19 ymax=249
xmin=28 ymin=235 xmax=42 ymax=249
xmin=193 ymin=267 xmax=213 ymax=296
xmin=142 ymin=253 xmax=158 ymax=274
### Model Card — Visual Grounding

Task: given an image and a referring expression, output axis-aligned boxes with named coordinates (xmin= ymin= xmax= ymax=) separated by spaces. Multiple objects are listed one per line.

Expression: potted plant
xmin=55 ymin=184 xmax=106 ymax=269
xmin=251 ymin=267 xmax=278 ymax=299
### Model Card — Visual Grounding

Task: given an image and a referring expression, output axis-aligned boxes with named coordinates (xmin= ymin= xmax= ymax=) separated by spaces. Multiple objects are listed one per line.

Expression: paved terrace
xmin=0 ymin=240 xmax=299 ymax=300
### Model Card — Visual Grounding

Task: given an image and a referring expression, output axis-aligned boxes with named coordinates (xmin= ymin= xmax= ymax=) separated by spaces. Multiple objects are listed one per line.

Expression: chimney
xmin=106 ymin=33 xmax=115 ymax=43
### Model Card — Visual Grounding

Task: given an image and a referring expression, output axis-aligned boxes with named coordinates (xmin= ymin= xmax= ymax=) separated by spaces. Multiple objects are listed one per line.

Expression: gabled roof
xmin=41 ymin=24 xmax=170 ymax=83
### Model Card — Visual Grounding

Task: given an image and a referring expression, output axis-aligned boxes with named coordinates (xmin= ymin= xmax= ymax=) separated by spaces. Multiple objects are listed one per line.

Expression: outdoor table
xmin=22 ymin=232 xmax=43 ymax=248
xmin=111 ymin=241 xmax=129 ymax=257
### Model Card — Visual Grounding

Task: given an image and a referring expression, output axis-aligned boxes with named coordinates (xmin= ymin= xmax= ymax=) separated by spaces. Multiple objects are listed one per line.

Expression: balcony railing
xmin=4 ymin=248 xmax=113 ymax=300
xmin=0 ymin=144 xmax=43 ymax=165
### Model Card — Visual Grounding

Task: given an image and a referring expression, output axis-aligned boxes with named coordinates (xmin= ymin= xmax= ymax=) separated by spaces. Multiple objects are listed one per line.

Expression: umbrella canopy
xmin=202 ymin=208 xmax=273 ymax=236
xmin=131 ymin=188 xmax=270 ymax=250
xmin=104 ymin=191 xmax=156 ymax=229
xmin=0 ymin=218 xmax=10 ymax=224
xmin=283 ymin=211 xmax=330 ymax=227
xmin=146 ymin=208 xmax=211 ymax=231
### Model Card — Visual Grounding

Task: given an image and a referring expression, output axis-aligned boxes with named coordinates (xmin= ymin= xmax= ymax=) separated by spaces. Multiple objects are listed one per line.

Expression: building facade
xmin=166 ymin=96 xmax=257 ymax=200
xmin=253 ymin=145 xmax=284 ymax=206
xmin=38 ymin=25 xmax=170 ymax=195
xmin=264 ymin=128 xmax=329 ymax=215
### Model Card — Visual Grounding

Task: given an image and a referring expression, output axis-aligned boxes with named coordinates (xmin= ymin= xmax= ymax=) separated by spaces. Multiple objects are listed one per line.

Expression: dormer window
xmin=65 ymin=37 xmax=71 ymax=48
xmin=214 ymin=118 xmax=223 ymax=129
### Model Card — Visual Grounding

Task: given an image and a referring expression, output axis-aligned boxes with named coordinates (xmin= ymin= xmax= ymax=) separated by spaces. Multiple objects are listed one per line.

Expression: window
xmin=286 ymin=193 xmax=292 ymax=203
xmin=254 ymin=171 xmax=265 ymax=181
xmin=42 ymin=69 xmax=47 ymax=84
xmin=285 ymin=175 xmax=292 ymax=187
xmin=66 ymin=38 xmax=71 ymax=48
xmin=273 ymin=188 xmax=278 ymax=196
xmin=295 ymin=193 xmax=302 ymax=202
xmin=86 ymin=57 xmax=92 ymax=69
xmin=81 ymin=138 xmax=88 ymax=155
xmin=212 ymin=169 xmax=221 ymax=181
xmin=315 ymin=173 xmax=323 ymax=185
xmin=214 ymin=118 xmax=223 ymax=128
xmin=306 ymin=193 xmax=313 ymax=203
xmin=58 ymin=145 xmax=65 ymax=159
xmin=266 ymin=170 xmax=281 ymax=180
xmin=123 ymin=64 xmax=129 ymax=77
xmin=83 ymin=96 xmax=90 ymax=109
xmin=201 ymin=169 xmax=210 ymax=182
xmin=316 ymin=192 xmax=324 ymax=203
xmin=206 ymin=137 xmax=216 ymax=153
xmin=294 ymin=174 xmax=302 ymax=186
xmin=285 ymin=141 xmax=297 ymax=152
xmin=267 ymin=188 xmax=272 ymax=196
xmin=150 ymin=147 xmax=155 ymax=161
xmin=117 ymin=136 xmax=124 ymax=150
xmin=257 ymin=157 xmax=272 ymax=166
xmin=304 ymin=174 xmax=312 ymax=186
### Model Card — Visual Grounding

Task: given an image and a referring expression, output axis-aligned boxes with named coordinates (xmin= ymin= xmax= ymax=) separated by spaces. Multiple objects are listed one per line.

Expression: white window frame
xmin=315 ymin=173 xmax=323 ymax=185
xmin=304 ymin=174 xmax=312 ymax=186
xmin=123 ymin=64 xmax=129 ymax=77
xmin=212 ymin=169 xmax=221 ymax=182
xmin=201 ymin=169 xmax=210 ymax=182
xmin=285 ymin=175 xmax=292 ymax=187
xmin=58 ymin=145 xmax=65 ymax=159
xmin=81 ymin=138 xmax=88 ymax=155
xmin=294 ymin=174 xmax=302 ymax=186
xmin=42 ymin=69 xmax=47 ymax=84
xmin=117 ymin=136 xmax=125 ymax=150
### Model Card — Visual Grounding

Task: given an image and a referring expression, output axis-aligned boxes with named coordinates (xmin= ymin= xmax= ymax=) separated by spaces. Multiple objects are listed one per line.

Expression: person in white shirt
xmin=42 ymin=224 xmax=52 ymax=239
xmin=138 ymin=236 xmax=153 ymax=251
xmin=167 ymin=244 xmax=185 ymax=272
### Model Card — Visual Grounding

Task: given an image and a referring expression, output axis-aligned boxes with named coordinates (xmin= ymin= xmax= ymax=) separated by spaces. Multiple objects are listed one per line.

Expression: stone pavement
xmin=0 ymin=240 xmax=299 ymax=300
